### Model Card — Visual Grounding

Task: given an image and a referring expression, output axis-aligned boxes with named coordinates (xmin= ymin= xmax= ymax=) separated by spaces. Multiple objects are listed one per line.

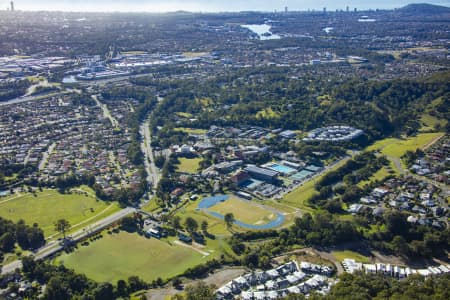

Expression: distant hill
xmin=398 ymin=3 xmax=450 ymax=14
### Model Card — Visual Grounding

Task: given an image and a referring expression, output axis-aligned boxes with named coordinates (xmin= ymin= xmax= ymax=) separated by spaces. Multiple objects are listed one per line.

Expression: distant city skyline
xmin=3 ymin=0 xmax=450 ymax=12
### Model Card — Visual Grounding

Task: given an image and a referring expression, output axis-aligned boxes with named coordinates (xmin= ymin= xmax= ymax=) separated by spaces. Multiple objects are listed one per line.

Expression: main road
xmin=92 ymin=94 xmax=119 ymax=127
xmin=0 ymin=74 xmax=158 ymax=275
xmin=1 ymin=207 xmax=136 ymax=275
xmin=140 ymin=119 xmax=161 ymax=193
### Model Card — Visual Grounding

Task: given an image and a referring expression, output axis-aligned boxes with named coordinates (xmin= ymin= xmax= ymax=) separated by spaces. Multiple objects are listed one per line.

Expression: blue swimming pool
xmin=267 ymin=163 xmax=297 ymax=174
xmin=196 ymin=194 xmax=285 ymax=230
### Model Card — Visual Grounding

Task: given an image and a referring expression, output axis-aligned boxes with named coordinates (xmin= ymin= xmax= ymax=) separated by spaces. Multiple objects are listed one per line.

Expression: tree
xmin=44 ymin=277 xmax=71 ymax=300
xmin=128 ymin=276 xmax=147 ymax=293
xmin=391 ymin=235 xmax=410 ymax=257
xmin=185 ymin=282 xmax=216 ymax=300
xmin=172 ymin=216 xmax=182 ymax=230
xmin=121 ymin=216 xmax=138 ymax=232
xmin=116 ymin=279 xmax=128 ymax=297
xmin=172 ymin=278 xmax=182 ymax=288
xmin=224 ymin=213 xmax=235 ymax=230
xmin=54 ymin=219 xmax=71 ymax=238
xmin=283 ymin=294 xmax=306 ymax=300
xmin=21 ymin=256 xmax=37 ymax=276
xmin=184 ymin=217 xmax=198 ymax=233
xmin=201 ymin=221 xmax=208 ymax=233
xmin=0 ymin=232 xmax=15 ymax=252
xmin=384 ymin=211 xmax=409 ymax=236
xmin=93 ymin=282 xmax=114 ymax=300
xmin=154 ymin=156 xmax=166 ymax=168
xmin=28 ymin=224 xmax=45 ymax=249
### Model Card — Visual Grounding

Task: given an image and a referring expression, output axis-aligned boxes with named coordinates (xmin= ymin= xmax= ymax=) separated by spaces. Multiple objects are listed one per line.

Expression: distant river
xmin=241 ymin=24 xmax=281 ymax=40
xmin=62 ymin=75 xmax=78 ymax=83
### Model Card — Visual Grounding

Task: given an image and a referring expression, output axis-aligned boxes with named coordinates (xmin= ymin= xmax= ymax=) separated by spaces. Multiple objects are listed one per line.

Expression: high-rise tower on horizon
xmin=10 ymin=1 xmax=14 ymax=11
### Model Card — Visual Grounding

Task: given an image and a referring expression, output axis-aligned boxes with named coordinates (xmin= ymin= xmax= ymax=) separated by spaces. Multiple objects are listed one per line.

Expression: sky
xmin=4 ymin=0 xmax=450 ymax=12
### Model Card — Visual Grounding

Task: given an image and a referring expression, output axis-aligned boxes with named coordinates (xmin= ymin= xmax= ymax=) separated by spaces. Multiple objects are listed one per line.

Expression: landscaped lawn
xmin=282 ymin=158 xmax=350 ymax=212
xmin=177 ymin=157 xmax=202 ymax=173
xmin=55 ymin=232 xmax=212 ymax=282
xmin=174 ymin=127 xmax=207 ymax=135
xmin=140 ymin=198 xmax=161 ymax=213
xmin=0 ymin=188 xmax=121 ymax=237
xmin=282 ymin=179 xmax=317 ymax=213
xmin=357 ymin=167 xmax=393 ymax=188
xmin=332 ymin=250 xmax=371 ymax=264
xmin=210 ymin=196 xmax=276 ymax=225
xmin=176 ymin=200 xmax=230 ymax=235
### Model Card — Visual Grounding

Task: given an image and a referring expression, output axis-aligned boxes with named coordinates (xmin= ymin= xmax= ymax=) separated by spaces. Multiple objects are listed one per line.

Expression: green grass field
xmin=177 ymin=157 xmax=202 ymax=173
xmin=0 ymin=189 xmax=121 ymax=237
xmin=420 ymin=97 xmax=448 ymax=132
xmin=420 ymin=114 xmax=447 ymax=132
xmin=256 ymin=107 xmax=280 ymax=120
xmin=332 ymin=250 xmax=371 ymax=264
xmin=367 ymin=133 xmax=444 ymax=158
xmin=55 ymin=232 xmax=214 ymax=282
xmin=210 ymin=196 xmax=277 ymax=225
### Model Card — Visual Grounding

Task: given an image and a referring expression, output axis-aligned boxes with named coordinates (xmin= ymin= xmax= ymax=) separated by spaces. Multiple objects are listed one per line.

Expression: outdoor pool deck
xmin=240 ymin=178 xmax=264 ymax=190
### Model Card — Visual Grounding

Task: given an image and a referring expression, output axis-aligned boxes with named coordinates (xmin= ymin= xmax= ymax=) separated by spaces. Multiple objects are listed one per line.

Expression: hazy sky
xmin=4 ymin=0 xmax=450 ymax=12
